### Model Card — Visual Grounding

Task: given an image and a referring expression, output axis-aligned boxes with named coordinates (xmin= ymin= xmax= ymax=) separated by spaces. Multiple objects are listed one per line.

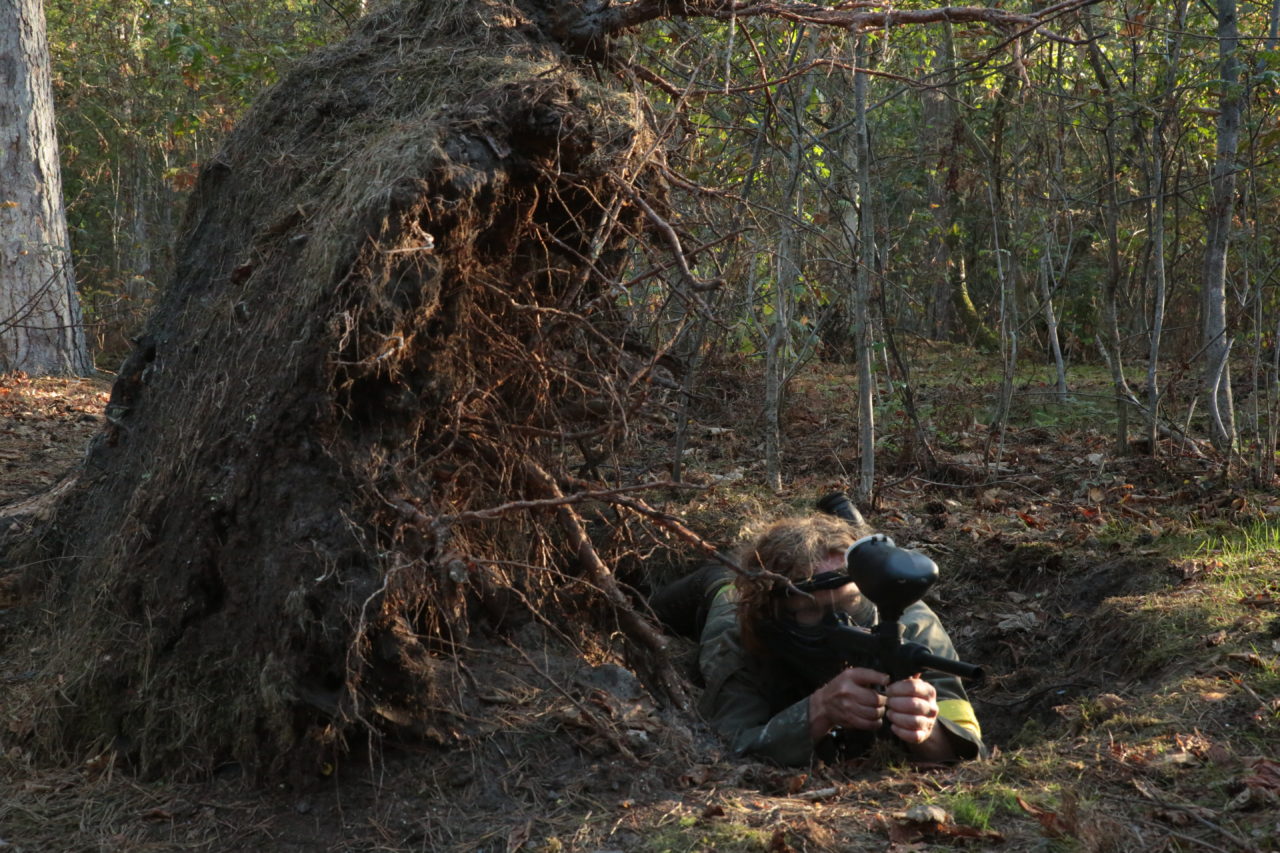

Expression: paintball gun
xmin=809 ymin=491 xmax=984 ymax=685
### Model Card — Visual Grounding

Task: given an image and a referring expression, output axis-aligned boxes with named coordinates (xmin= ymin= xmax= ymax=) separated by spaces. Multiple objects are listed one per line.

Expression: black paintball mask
xmin=758 ymin=552 xmax=877 ymax=685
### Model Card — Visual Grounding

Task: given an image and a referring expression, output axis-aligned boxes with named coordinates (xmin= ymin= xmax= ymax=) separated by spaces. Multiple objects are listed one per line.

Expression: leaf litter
xmin=1 ymin=356 xmax=1280 ymax=851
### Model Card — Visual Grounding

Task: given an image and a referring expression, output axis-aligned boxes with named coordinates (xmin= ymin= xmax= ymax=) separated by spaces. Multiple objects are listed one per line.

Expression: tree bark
xmin=1081 ymin=6 xmax=1134 ymax=454
xmin=1144 ymin=0 xmax=1189 ymax=455
xmin=0 ymin=0 xmax=91 ymax=376
xmin=1202 ymin=0 xmax=1242 ymax=456
xmin=852 ymin=34 xmax=876 ymax=503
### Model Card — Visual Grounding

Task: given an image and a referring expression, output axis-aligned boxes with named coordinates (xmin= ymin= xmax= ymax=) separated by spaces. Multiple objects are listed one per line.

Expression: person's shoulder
xmin=903 ymin=600 xmax=941 ymax=621
xmin=701 ymin=584 xmax=741 ymax=640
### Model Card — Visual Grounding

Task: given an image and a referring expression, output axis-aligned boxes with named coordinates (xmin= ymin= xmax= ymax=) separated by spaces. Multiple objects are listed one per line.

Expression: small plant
xmin=947 ymin=793 xmax=995 ymax=830
xmin=639 ymin=813 xmax=771 ymax=853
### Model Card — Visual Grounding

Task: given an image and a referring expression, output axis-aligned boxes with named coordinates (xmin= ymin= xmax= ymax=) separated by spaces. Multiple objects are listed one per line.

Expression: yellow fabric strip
xmin=937 ymin=699 xmax=982 ymax=739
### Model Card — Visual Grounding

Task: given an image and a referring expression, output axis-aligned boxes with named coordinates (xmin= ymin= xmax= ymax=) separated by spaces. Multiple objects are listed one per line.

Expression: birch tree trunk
xmin=1145 ymin=0 xmax=1189 ymax=455
xmin=852 ymin=35 xmax=876 ymax=503
xmin=1082 ymin=7 xmax=1136 ymax=453
xmin=0 ymin=0 xmax=91 ymax=376
xmin=1038 ymin=237 xmax=1067 ymax=402
xmin=1202 ymin=0 xmax=1242 ymax=456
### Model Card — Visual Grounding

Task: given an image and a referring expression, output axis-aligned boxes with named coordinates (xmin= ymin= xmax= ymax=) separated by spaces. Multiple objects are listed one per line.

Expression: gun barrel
xmin=903 ymin=645 xmax=984 ymax=683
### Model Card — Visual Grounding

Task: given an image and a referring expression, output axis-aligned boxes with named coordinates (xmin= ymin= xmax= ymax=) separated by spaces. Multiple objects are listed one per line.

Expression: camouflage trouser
xmin=648 ymin=564 xmax=731 ymax=640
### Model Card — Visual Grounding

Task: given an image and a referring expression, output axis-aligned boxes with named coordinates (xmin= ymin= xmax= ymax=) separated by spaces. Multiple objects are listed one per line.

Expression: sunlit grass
xmin=933 ymin=784 xmax=1022 ymax=830
xmin=1195 ymin=519 xmax=1280 ymax=561
xmin=636 ymin=812 xmax=772 ymax=853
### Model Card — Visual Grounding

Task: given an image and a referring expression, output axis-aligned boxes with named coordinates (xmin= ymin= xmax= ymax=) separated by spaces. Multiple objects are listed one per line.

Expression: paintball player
xmin=672 ymin=514 xmax=984 ymax=766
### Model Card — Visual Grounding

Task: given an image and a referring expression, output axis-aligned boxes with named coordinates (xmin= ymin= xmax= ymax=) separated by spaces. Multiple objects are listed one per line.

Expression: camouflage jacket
xmin=697 ymin=584 xmax=985 ymax=766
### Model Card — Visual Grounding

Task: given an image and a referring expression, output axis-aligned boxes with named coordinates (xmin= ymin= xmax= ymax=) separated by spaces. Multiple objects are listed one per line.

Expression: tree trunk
xmin=1038 ymin=237 xmax=1068 ymax=402
xmin=852 ymin=35 xmax=876 ymax=503
xmin=1081 ymin=7 xmax=1135 ymax=454
xmin=1145 ymin=0 xmax=1189 ymax=456
xmin=921 ymin=22 xmax=957 ymax=341
xmin=0 ymin=0 xmax=92 ymax=376
xmin=1202 ymin=0 xmax=1242 ymax=456
xmin=764 ymin=31 xmax=820 ymax=493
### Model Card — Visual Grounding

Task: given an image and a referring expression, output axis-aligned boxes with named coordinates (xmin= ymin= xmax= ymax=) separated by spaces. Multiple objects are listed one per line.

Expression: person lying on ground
xmin=658 ymin=514 xmax=984 ymax=766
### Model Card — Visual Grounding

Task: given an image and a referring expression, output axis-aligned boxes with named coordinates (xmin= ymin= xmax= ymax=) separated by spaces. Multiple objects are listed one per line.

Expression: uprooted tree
xmin=4 ymin=0 xmax=1096 ymax=779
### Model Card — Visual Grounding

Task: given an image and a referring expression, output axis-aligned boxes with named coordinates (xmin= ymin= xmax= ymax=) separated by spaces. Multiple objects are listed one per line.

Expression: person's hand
xmin=809 ymin=671 xmax=957 ymax=760
xmin=884 ymin=676 xmax=938 ymax=744
xmin=886 ymin=676 xmax=957 ymax=760
xmin=808 ymin=667 xmax=888 ymax=738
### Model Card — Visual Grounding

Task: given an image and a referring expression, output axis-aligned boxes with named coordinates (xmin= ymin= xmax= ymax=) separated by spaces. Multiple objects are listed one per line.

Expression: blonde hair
xmin=734 ymin=514 xmax=868 ymax=654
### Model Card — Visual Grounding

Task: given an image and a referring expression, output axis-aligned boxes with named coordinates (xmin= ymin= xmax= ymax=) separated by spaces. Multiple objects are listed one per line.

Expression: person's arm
xmin=698 ymin=588 xmax=816 ymax=766
xmin=899 ymin=602 xmax=986 ymax=759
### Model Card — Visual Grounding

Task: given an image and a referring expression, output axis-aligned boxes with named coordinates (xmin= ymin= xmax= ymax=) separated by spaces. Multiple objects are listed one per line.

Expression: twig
xmin=612 ymin=179 xmax=723 ymax=293
xmin=795 ymin=786 xmax=840 ymax=801
xmin=522 ymin=462 xmax=692 ymax=711
xmin=1116 ymin=778 xmax=1260 ymax=852
xmin=604 ymin=492 xmax=799 ymax=594
xmin=602 ymin=492 xmax=740 ymax=574
xmin=506 ymin=642 xmax=642 ymax=765
xmin=395 ymin=481 xmax=696 ymax=526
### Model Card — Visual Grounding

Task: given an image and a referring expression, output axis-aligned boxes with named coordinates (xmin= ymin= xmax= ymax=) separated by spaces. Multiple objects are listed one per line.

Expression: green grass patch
xmin=1194 ymin=519 xmax=1280 ymax=562
xmin=638 ymin=814 xmax=772 ymax=853
xmin=932 ymin=783 xmax=1022 ymax=830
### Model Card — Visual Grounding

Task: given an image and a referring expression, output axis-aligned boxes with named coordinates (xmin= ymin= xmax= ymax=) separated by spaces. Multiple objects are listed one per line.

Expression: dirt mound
xmin=4 ymin=0 xmax=690 ymax=781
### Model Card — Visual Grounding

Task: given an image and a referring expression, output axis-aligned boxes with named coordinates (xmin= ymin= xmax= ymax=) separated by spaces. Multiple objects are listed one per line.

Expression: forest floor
xmin=1 ymin=348 xmax=1279 ymax=852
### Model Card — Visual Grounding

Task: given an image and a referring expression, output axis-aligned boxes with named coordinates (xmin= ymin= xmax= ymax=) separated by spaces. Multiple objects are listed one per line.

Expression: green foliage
xmin=47 ymin=0 xmax=356 ymax=361
xmin=933 ymin=784 xmax=1022 ymax=831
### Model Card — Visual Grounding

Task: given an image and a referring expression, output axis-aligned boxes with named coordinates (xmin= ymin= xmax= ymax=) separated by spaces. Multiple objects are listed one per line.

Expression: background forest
xmin=2 ymin=0 xmax=1279 ymax=850
xmin=49 ymin=0 xmax=1280 ymax=481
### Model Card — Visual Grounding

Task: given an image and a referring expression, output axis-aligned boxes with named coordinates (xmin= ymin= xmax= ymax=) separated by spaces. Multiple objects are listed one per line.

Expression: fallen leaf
xmin=902 ymin=804 xmax=949 ymax=825
xmin=1243 ymin=757 xmax=1280 ymax=792
xmin=996 ymin=611 xmax=1040 ymax=632
xmin=766 ymin=828 xmax=795 ymax=852
xmin=677 ymin=765 xmax=713 ymax=787
xmin=1226 ymin=651 xmax=1266 ymax=669
xmin=1017 ymin=796 xmax=1073 ymax=838
xmin=1204 ymin=630 xmax=1229 ymax=647
xmin=1152 ymin=751 xmax=1198 ymax=768
xmin=939 ymin=823 xmax=1004 ymax=842
xmin=1096 ymin=693 xmax=1126 ymax=712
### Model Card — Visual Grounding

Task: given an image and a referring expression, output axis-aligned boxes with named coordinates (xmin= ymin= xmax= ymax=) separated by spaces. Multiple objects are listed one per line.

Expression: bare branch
xmin=556 ymin=0 xmax=1106 ymax=51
